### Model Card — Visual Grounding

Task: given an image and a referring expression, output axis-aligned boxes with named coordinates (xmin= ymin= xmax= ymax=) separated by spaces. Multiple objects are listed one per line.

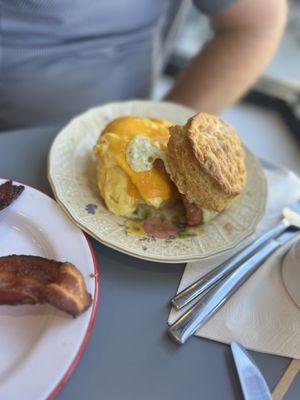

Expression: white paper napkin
xmin=168 ymin=161 xmax=300 ymax=358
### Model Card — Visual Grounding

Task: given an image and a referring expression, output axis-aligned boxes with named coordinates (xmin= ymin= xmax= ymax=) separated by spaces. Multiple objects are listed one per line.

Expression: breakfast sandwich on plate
xmin=93 ymin=111 xmax=246 ymax=230
xmin=48 ymin=100 xmax=266 ymax=263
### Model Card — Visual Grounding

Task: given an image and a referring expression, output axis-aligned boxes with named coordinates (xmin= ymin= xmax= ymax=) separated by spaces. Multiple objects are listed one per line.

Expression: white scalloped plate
xmin=0 ymin=178 xmax=99 ymax=400
xmin=48 ymin=100 xmax=267 ymax=263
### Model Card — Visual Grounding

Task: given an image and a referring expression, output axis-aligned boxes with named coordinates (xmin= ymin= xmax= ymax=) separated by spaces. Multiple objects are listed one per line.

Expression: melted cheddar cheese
xmin=94 ymin=116 xmax=176 ymax=217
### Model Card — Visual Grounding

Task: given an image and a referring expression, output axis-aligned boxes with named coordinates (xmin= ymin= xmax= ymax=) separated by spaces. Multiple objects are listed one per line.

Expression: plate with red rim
xmin=48 ymin=100 xmax=267 ymax=263
xmin=0 ymin=178 xmax=99 ymax=400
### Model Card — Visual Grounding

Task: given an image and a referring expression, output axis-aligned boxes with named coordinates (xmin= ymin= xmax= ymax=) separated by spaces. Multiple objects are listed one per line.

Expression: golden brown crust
xmin=166 ymin=112 xmax=246 ymax=212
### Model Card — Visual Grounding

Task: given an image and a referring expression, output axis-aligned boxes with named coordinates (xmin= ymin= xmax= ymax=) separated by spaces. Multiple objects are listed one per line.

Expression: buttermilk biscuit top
xmin=166 ymin=112 xmax=246 ymax=212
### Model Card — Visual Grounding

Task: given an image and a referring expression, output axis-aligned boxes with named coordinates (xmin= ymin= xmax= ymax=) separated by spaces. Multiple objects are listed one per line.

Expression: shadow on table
xmin=91 ymin=238 xmax=185 ymax=275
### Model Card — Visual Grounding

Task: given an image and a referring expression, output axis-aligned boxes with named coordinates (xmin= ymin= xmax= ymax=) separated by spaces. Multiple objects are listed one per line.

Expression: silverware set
xmin=168 ymin=203 xmax=300 ymax=344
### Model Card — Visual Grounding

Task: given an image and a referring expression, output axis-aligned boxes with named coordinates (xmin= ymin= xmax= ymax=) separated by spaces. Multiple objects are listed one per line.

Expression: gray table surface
xmin=1 ymin=125 xmax=299 ymax=400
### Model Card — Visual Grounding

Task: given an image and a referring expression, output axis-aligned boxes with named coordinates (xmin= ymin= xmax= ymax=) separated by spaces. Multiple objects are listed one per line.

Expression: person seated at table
xmin=1 ymin=0 xmax=286 ymax=131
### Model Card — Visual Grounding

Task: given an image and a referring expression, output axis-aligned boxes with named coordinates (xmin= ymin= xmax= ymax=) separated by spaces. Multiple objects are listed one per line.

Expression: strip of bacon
xmin=0 ymin=255 xmax=92 ymax=317
xmin=0 ymin=180 xmax=24 ymax=211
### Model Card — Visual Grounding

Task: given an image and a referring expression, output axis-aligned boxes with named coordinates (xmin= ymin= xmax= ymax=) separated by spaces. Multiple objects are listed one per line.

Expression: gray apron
xmin=0 ymin=0 xmax=235 ymax=130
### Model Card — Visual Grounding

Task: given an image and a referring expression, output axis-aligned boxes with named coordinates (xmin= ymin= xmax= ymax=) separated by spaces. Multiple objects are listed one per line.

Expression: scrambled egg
xmin=93 ymin=116 xmax=177 ymax=218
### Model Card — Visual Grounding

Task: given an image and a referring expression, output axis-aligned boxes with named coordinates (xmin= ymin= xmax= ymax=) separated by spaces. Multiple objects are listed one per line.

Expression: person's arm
xmin=165 ymin=0 xmax=287 ymax=114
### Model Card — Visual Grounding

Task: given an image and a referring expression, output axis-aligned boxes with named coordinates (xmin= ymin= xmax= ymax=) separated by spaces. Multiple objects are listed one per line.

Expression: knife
xmin=168 ymin=230 xmax=299 ymax=344
xmin=231 ymin=342 xmax=272 ymax=400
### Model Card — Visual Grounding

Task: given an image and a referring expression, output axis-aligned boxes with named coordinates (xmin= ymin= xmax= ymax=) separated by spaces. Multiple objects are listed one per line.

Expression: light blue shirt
xmin=0 ymin=0 xmax=235 ymax=130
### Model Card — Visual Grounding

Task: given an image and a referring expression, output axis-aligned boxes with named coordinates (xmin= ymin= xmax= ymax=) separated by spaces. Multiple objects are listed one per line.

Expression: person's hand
xmin=165 ymin=0 xmax=287 ymax=113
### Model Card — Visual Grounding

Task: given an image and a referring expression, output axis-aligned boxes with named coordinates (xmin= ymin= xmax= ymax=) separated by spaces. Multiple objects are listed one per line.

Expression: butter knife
xmin=231 ymin=342 xmax=272 ymax=400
